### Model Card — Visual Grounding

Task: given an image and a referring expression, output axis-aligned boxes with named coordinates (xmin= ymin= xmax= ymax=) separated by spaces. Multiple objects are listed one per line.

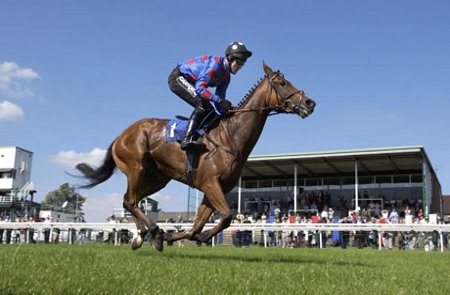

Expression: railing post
xmin=378 ymin=226 xmax=382 ymax=250
xmin=319 ymin=231 xmax=323 ymax=249
xmin=263 ymin=227 xmax=267 ymax=248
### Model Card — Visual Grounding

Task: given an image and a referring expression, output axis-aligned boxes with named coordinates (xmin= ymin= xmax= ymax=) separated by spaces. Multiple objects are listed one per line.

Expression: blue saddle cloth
xmin=165 ymin=118 xmax=205 ymax=143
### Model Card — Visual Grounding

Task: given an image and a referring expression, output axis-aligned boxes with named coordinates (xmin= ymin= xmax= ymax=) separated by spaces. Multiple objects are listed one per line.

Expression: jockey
xmin=168 ymin=41 xmax=252 ymax=150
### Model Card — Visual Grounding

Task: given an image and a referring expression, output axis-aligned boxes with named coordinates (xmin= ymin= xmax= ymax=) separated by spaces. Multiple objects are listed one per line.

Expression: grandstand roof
xmin=242 ymin=145 xmax=435 ymax=180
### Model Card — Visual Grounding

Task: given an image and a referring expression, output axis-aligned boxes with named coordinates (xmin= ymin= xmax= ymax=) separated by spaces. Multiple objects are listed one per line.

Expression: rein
xmin=204 ymin=133 xmax=238 ymax=157
xmin=207 ymin=72 xmax=305 ymax=157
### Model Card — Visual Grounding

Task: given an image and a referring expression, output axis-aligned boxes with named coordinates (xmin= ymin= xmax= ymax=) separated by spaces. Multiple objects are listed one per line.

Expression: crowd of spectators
xmin=0 ymin=214 xmax=134 ymax=245
xmin=229 ymin=190 xmax=449 ymax=251
xmin=234 ymin=190 xmax=430 ymax=224
xmin=0 ymin=215 xmax=49 ymax=245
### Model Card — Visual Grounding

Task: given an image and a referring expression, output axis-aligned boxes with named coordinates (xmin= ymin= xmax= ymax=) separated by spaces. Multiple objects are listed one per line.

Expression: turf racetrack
xmin=1 ymin=244 xmax=449 ymax=294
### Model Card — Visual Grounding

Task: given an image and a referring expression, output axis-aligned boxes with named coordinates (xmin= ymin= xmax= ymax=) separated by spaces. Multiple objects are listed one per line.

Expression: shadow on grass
xmin=135 ymin=246 xmax=376 ymax=268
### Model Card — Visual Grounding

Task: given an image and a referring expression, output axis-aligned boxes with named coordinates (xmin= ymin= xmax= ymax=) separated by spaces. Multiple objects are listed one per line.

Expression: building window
xmin=411 ymin=174 xmax=422 ymax=183
xmin=244 ymin=181 xmax=257 ymax=188
xmin=305 ymin=178 xmax=321 ymax=186
xmin=258 ymin=180 xmax=272 ymax=188
xmin=323 ymin=178 xmax=340 ymax=185
xmin=393 ymin=175 xmax=410 ymax=183
xmin=375 ymin=176 xmax=391 ymax=184
xmin=342 ymin=177 xmax=356 ymax=185
xmin=273 ymin=180 xmax=287 ymax=187
xmin=359 ymin=176 xmax=373 ymax=184
xmin=1 ymin=172 xmax=11 ymax=179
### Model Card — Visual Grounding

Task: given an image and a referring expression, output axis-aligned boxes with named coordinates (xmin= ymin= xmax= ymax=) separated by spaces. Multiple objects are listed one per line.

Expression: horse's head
xmin=263 ymin=62 xmax=316 ymax=118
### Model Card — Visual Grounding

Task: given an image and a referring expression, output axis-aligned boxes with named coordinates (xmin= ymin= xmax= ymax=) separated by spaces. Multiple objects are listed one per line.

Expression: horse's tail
xmin=75 ymin=141 xmax=116 ymax=189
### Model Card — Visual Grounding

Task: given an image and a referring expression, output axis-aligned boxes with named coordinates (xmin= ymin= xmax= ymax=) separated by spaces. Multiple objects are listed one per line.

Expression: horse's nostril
xmin=306 ymin=99 xmax=316 ymax=108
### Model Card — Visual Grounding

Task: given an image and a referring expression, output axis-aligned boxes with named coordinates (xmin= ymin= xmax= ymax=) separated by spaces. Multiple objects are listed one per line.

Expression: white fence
xmin=1 ymin=221 xmax=449 ymax=233
xmin=1 ymin=222 xmax=449 ymax=252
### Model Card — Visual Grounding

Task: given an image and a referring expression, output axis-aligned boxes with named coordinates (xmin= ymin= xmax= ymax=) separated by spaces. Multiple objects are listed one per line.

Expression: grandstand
xmin=226 ymin=146 xmax=443 ymax=220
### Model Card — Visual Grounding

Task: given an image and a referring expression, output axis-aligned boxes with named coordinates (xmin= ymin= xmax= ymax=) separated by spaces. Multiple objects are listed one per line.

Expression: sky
xmin=1 ymin=1 xmax=450 ymax=222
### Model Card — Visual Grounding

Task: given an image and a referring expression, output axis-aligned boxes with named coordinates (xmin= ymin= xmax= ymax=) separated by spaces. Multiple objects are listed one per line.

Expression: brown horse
xmin=75 ymin=62 xmax=316 ymax=251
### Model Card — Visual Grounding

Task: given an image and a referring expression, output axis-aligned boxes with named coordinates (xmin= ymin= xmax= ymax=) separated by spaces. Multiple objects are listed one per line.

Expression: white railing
xmin=1 ymin=222 xmax=448 ymax=232
xmin=1 ymin=222 xmax=449 ymax=251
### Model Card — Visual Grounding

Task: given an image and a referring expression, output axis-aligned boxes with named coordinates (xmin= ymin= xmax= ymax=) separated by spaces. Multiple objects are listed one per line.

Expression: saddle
xmin=165 ymin=109 xmax=221 ymax=186
xmin=165 ymin=110 xmax=220 ymax=146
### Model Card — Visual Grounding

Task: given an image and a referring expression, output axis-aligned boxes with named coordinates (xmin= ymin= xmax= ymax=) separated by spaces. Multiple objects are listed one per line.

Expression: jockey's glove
xmin=217 ymin=98 xmax=233 ymax=113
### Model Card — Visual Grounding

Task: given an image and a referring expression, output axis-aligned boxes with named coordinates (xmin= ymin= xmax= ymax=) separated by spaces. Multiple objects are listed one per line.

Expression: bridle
xmin=229 ymin=71 xmax=306 ymax=116
xmin=267 ymin=72 xmax=306 ymax=115
xmin=206 ymin=71 xmax=311 ymax=156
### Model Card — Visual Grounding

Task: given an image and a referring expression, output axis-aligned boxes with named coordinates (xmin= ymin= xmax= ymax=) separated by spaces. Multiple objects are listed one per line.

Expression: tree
xmin=41 ymin=183 xmax=86 ymax=215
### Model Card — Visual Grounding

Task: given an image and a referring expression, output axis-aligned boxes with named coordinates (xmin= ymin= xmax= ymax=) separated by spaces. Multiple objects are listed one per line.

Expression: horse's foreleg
xmin=197 ymin=212 xmax=232 ymax=243
xmin=196 ymin=184 xmax=232 ymax=243
xmin=165 ymin=198 xmax=214 ymax=242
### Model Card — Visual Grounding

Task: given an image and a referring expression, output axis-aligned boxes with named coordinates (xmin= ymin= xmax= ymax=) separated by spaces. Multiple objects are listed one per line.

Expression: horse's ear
xmin=263 ymin=61 xmax=273 ymax=76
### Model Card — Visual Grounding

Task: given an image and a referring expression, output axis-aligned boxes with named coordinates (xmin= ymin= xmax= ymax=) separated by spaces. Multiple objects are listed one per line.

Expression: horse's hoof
xmin=164 ymin=232 xmax=173 ymax=242
xmin=197 ymin=231 xmax=210 ymax=243
xmin=131 ymin=236 xmax=144 ymax=250
xmin=153 ymin=229 xmax=164 ymax=252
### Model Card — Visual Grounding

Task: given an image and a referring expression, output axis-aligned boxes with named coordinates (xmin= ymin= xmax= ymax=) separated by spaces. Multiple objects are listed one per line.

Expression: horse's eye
xmin=280 ymin=81 xmax=286 ymax=86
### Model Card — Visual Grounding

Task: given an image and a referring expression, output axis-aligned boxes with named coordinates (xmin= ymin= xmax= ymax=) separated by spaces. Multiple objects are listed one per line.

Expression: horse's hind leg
xmin=122 ymin=170 xmax=169 ymax=251
xmin=123 ymin=196 xmax=150 ymax=251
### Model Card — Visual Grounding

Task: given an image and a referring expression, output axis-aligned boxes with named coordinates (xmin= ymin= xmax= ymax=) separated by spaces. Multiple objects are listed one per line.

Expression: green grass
xmin=1 ymin=243 xmax=449 ymax=295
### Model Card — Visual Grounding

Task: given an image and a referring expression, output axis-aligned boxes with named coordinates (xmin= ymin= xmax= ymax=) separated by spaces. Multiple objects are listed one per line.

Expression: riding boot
xmin=180 ymin=107 xmax=205 ymax=151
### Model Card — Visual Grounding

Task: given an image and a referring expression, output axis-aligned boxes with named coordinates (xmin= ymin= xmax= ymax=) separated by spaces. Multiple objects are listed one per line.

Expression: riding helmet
xmin=225 ymin=41 xmax=253 ymax=62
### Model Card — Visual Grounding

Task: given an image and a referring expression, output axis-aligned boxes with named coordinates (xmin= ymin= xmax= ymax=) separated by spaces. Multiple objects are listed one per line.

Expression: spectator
xmin=405 ymin=206 xmax=412 ymax=217
xmin=320 ymin=207 xmax=328 ymax=223
xmin=389 ymin=208 xmax=399 ymax=224
xmin=5 ymin=215 xmax=12 ymax=244
xmin=233 ymin=214 xmax=245 ymax=247
xmin=273 ymin=204 xmax=281 ymax=219
xmin=328 ymin=207 xmax=335 ymax=222
xmin=18 ymin=218 xmax=26 ymax=244
xmin=354 ymin=216 xmax=366 ymax=249
xmin=267 ymin=215 xmax=277 ymax=247
xmin=367 ymin=216 xmax=379 ymax=249
xmin=52 ymin=214 xmax=61 ymax=244
xmin=106 ymin=215 xmax=117 ymax=244
xmin=0 ymin=216 xmax=4 ymax=244
xmin=28 ymin=217 xmax=37 ymax=244
xmin=43 ymin=216 xmax=51 ymax=244
xmin=280 ymin=215 xmax=289 ymax=248
xmin=417 ymin=208 xmax=424 ymax=220
xmin=242 ymin=216 xmax=252 ymax=248
xmin=78 ymin=219 xmax=88 ymax=245
xmin=340 ymin=217 xmax=352 ymax=249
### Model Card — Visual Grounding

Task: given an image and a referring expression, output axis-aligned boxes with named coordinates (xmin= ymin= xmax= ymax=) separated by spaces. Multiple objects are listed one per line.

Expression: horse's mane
xmin=235 ymin=75 xmax=267 ymax=109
